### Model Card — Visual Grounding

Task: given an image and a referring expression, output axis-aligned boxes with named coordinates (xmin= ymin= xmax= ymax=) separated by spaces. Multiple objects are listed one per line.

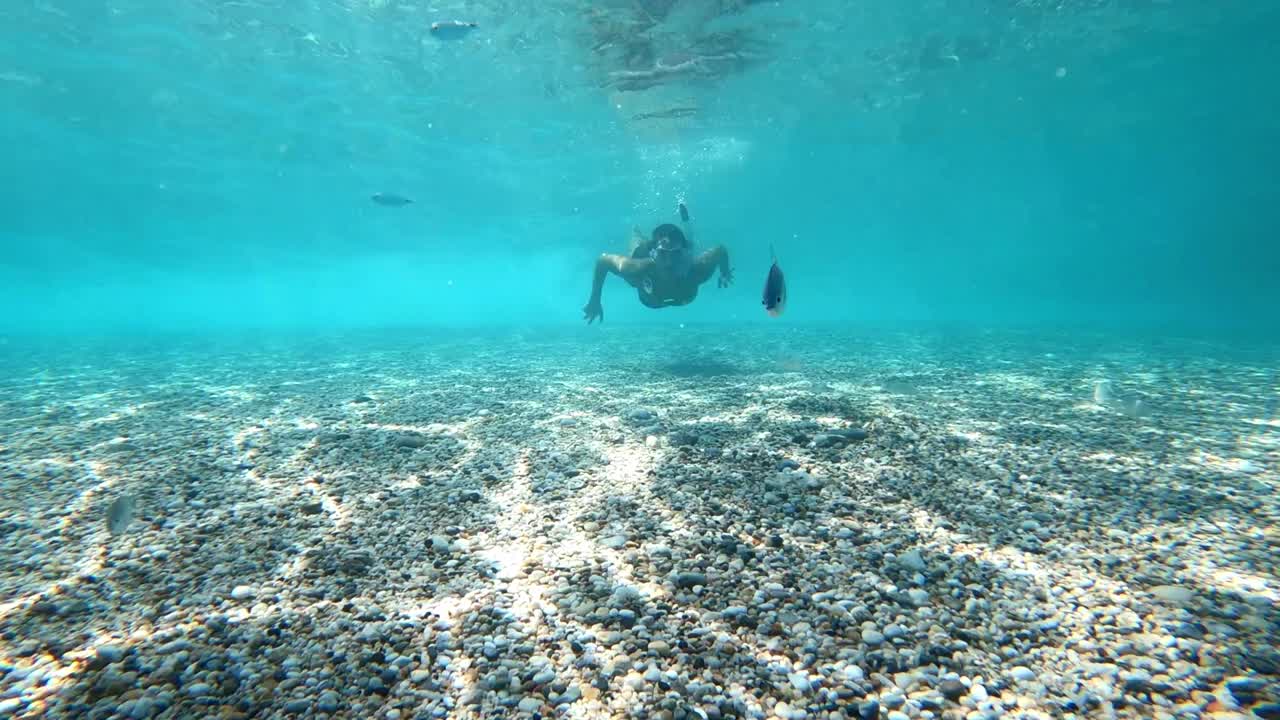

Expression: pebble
xmin=601 ymin=535 xmax=628 ymax=549
xmin=230 ymin=585 xmax=255 ymax=601
xmin=1252 ymin=703 xmax=1280 ymax=720
xmin=906 ymin=589 xmax=930 ymax=606
xmin=1010 ymin=666 xmax=1036 ymax=682
xmin=1150 ymin=585 xmax=1196 ymax=604
xmin=283 ymin=699 xmax=310 ymax=713
xmin=556 ymin=686 xmax=582 ymax=706
xmin=124 ymin=698 xmax=155 ymax=719
xmin=0 ymin=700 xmax=22 ymax=715
xmin=1226 ymin=676 xmax=1266 ymax=701
xmin=884 ymin=624 xmax=904 ymax=640
xmin=674 ymin=572 xmax=707 ymax=588
xmin=318 ymin=691 xmax=340 ymax=713
xmin=96 ymin=645 xmax=126 ymax=664
xmin=155 ymin=639 xmax=191 ymax=655
xmin=517 ymin=697 xmax=542 ymax=712
xmin=862 ymin=630 xmax=885 ymax=646
xmin=898 ymin=549 xmax=927 ymax=572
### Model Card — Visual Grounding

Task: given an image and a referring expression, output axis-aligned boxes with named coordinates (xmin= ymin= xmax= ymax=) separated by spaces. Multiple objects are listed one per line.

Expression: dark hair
xmin=652 ymin=223 xmax=687 ymax=248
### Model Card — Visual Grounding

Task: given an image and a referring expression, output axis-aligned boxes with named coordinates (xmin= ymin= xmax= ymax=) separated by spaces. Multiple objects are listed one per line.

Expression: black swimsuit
xmin=632 ymin=238 xmax=695 ymax=308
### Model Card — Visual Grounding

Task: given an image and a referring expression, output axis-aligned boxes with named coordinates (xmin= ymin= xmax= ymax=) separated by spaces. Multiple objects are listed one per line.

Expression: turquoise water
xmin=3 ymin=2 xmax=1277 ymax=335
xmin=2 ymin=5 xmax=1280 ymax=720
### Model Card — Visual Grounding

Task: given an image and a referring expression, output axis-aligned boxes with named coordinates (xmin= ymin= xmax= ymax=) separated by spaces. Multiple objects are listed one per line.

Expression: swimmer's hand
xmin=718 ymin=266 xmax=734 ymax=288
xmin=583 ymin=298 xmax=604 ymax=324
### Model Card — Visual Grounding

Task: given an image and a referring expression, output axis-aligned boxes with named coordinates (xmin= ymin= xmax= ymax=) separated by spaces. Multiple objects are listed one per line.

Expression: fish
xmin=762 ymin=245 xmax=786 ymax=317
xmin=106 ymin=494 xmax=136 ymax=535
xmin=429 ymin=20 xmax=478 ymax=40
xmin=371 ymin=192 xmax=413 ymax=207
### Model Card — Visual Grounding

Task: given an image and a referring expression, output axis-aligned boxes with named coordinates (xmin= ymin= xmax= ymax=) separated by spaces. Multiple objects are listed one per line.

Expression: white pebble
xmin=230 ymin=585 xmax=254 ymax=601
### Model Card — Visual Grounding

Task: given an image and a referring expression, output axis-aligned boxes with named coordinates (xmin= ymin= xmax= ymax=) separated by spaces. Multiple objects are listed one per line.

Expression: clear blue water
xmin=3 ymin=2 xmax=1277 ymax=335
xmin=3 ymin=6 xmax=1280 ymax=717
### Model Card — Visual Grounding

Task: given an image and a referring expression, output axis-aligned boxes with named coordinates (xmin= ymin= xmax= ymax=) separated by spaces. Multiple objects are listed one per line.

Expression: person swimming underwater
xmin=582 ymin=201 xmax=733 ymax=324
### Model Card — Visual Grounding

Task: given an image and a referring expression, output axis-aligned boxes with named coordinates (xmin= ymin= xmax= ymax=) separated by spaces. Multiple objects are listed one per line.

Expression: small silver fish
xmin=371 ymin=192 xmax=413 ymax=207
xmin=429 ymin=20 xmax=478 ymax=40
xmin=106 ymin=494 xmax=136 ymax=535
xmin=762 ymin=246 xmax=786 ymax=317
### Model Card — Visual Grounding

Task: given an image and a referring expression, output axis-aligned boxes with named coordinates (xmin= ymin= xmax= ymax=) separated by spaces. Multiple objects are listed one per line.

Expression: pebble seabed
xmin=0 ymin=328 xmax=1277 ymax=720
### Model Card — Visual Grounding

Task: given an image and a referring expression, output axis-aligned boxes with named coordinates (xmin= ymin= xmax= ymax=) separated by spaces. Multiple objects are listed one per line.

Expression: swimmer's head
xmin=650 ymin=224 xmax=692 ymax=276
xmin=652 ymin=223 xmax=688 ymax=251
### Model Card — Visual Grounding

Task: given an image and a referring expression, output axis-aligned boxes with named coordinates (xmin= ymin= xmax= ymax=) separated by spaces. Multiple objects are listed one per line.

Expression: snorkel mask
xmin=650 ymin=223 xmax=692 ymax=277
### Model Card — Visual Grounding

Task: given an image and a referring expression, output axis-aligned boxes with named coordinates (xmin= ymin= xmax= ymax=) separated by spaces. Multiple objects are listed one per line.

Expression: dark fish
xmin=429 ymin=20 xmax=478 ymax=40
xmin=106 ymin=494 xmax=136 ymax=535
xmin=763 ymin=246 xmax=786 ymax=317
xmin=371 ymin=192 xmax=413 ymax=207
xmin=678 ymin=201 xmax=690 ymax=222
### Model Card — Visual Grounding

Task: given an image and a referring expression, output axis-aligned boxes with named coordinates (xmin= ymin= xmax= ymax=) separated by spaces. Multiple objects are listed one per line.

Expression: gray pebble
xmin=897 ymin=550 xmax=927 ymax=573
xmin=184 ymin=682 xmax=212 ymax=697
xmin=862 ymin=630 xmax=885 ymax=646
xmin=939 ymin=680 xmax=966 ymax=700
xmin=283 ymin=698 xmax=310 ymax=714
xmin=674 ymin=572 xmax=707 ymax=588
xmin=318 ymin=691 xmax=340 ymax=713
xmin=156 ymin=639 xmax=192 ymax=655
xmin=128 ymin=698 xmax=156 ymax=719
xmin=96 ymin=645 xmax=126 ymax=664
xmin=556 ymin=686 xmax=582 ymax=705
xmin=601 ymin=535 xmax=628 ymax=550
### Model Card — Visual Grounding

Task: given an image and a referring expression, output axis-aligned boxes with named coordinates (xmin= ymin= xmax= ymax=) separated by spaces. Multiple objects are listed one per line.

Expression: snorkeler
xmin=582 ymin=201 xmax=733 ymax=324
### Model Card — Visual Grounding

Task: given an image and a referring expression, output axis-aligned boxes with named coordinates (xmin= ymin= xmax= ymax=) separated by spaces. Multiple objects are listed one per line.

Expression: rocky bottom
xmin=0 ymin=327 xmax=1276 ymax=720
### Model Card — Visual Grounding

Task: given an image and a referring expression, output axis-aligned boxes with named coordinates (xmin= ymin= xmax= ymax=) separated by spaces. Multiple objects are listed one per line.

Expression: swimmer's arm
xmin=589 ymin=253 xmax=650 ymax=301
xmin=691 ymin=245 xmax=733 ymax=287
